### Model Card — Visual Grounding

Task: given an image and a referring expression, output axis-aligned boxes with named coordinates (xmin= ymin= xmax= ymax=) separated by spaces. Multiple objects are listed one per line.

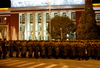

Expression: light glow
xmin=0 ymin=8 xmax=9 ymax=11
xmin=11 ymin=0 xmax=85 ymax=7
xmin=93 ymin=3 xmax=100 ymax=7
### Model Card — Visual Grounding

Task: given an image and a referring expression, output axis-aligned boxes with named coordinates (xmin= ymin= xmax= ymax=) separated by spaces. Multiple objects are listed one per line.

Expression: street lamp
xmin=46 ymin=2 xmax=52 ymax=41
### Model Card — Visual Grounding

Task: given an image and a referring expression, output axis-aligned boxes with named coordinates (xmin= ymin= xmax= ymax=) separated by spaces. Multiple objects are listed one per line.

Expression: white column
xmin=34 ymin=13 xmax=39 ymax=40
xmin=41 ymin=12 xmax=47 ymax=40
xmin=51 ymin=12 xmax=55 ymax=18
xmin=32 ymin=13 xmax=35 ymax=40
xmin=59 ymin=12 xmax=63 ymax=16
xmin=25 ymin=13 xmax=31 ymax=40
xmin=18 ymin=14 xmax=21 ymax=40
xmin=67 ymin=11 xmax=72 ymax=19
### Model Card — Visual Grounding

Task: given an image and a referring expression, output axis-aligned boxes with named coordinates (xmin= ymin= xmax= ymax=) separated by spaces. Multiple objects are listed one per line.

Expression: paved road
xmin=0 ymin=57 xmax=100 ymax=68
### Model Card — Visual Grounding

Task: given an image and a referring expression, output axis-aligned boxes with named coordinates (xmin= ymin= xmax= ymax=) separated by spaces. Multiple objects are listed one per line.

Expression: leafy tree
xmin=76 ymin=0 xmax=100 ymax=40
xmin=48 ymin=16 xmax=76 ymax=40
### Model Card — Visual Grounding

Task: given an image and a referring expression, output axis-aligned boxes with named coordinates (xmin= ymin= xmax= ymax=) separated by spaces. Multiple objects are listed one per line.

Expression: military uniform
xmin=28 ymin=41 xmax=33 ymax=58
xmin=16 ymin=41 xmax=21 ymax=57
xmin=71 ymin=43 xmax=76 ymax=59
xmin=97 ymin=42 xmax=100 ymax=60
xmin=77 ymin=42 xmax=84 ymax=60
xmin=34 ymin=42 xmax=40 ymax=58
xmin=21 ymin=41 xmax=27 ymax=58
xmin=0 ymin=40 xmax=2 ymax=59
xmin=40 ymin=42 xmax=46 ymax=58
xmin=53 ymin=42 xmax=60 ymax=59
xmin=91 ymin=43 xmax=95 ymax=59
xmin=9 ymin=40 xmax=14 ymax=57
xmin=46 ymin=42 xmax=53 ymax=58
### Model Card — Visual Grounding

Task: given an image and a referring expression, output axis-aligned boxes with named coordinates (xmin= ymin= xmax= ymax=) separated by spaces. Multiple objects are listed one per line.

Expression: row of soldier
xmin=3 ymin=40 xmax=100 ymax=60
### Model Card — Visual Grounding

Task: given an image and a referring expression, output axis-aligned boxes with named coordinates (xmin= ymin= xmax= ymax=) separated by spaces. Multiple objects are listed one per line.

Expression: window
xmin=46 ymin=13 xmax=49 ymax=21
xmin=38 ymin=13 xmax=42 ymax=23
xmin=4 ymin=17 xmax=7 ymax=23
xmin=96 ymin=14 xmax=100 ymax=21
xmin=54 ymin=13 xmax=58 ymax=17
xmin=0 ymin=17 xmax=7 ymax=24
xmin=63 ymin=13 xmax=66 ymax=17
xmin=71 ymin=12 xmax=76 ymax=21
xmin=30 ymin=14 xmax=33 ymax=23
xmin=22 ymin=14 xmax=25 ymax=23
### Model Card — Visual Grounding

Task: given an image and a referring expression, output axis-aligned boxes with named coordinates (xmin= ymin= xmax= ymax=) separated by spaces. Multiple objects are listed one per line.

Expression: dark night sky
xmin=0 ymin=0 xmax=100 ymax=8
xmin=92 ymin=0 xmax=100 ymax=3
xmin=0 ymin=0 xmax=11 ymax=8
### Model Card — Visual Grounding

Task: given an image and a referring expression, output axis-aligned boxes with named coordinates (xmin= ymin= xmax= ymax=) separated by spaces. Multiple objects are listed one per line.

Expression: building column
xmin=32 ymin=13 xmax=35 ymax=40
xmin=41 ymin=12 xmax=47 ymax=40
xmin=34 ymin=13 xmax=39 ymax=40
xmin=25 ymin=13 xmax=31 ymax=40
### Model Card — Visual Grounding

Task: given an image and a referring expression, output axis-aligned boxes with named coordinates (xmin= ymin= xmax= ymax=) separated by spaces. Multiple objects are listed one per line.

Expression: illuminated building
xmin=0 ymin=0 xmax=99 ymax=40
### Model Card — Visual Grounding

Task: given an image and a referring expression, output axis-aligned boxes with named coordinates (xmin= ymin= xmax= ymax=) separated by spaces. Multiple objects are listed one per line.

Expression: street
xmin=0 ymin=57 xmax=100 ymax=68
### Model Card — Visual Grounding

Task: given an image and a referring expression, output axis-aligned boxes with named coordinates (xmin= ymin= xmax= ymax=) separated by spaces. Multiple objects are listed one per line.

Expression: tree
xmin=47 ymin=16 xmax=76 ymax=40
xmin=76 ymin=0 xmax=100 ymax=40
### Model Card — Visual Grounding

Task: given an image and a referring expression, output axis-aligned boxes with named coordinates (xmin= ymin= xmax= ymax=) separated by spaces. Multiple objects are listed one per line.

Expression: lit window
xmin=4 ymin=17 xmax=7 ymax=23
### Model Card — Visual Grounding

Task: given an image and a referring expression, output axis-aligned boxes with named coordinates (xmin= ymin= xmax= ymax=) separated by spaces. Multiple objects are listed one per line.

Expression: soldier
xmin=28 ymin=41 xmax=33 ymax=58
xmin=60 ymin=42 xmax=68 ymax=59
xmin=81 ymin=42 xmax=86 ymax=60
xmin=21 ymin=41 xmax=27 ymax=58
xmin=34 ymin=41 xmax=40 ymax=58
xmin=77 ymin=42 xmax=85 ymax=60
xmin=93 ymin=41 xmax=98 ymax=59
xmin=40 ymin=41 xmax=46 ymax=58
xmin=71 ymin=43 xmax=76 ymax=59
xmin=32 ymin=41 xmax=35 ymax=58
xmin=59 ymin=42 xmax=63 ymax=58
xmin=66 ymin=42 xmax=70 ymax=59
xmin=53 ymin=41 xmax=60 ymax=59
xmin=46 ymin=41 xmax=53 ymax=58
xmin=16 ymin=41 xmax=21 ymax=57
xmin=74 ymin=42 xmax=79 ymax=59
xmin=0 ymin=39 xmax=2 ymax=59
xmin=9 ymin=40 xmax=14 ymax=57
xmin=91 ymin=42 xmax=96 ymax=59
xmin=97 ymin=42 xmax=100 ymax=60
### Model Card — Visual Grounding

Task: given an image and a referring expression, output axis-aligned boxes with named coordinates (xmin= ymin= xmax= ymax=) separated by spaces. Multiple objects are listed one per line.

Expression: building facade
xmin=0 ymin=0 xmax=99 ymax=40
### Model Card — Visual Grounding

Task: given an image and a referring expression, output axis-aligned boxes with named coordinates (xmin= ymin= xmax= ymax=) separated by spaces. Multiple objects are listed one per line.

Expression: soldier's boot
xmin=64 ymin=55 xmax=67 ymax=59
xmin=24 ymin=54 xmax=26 ymax=57
xmin=9 ymin=54 xmax=13 ymax=57
xmin=16 ymin=54 xmax=18 ymax=57
xmin=16 ymin=53 xmax=20 ymax=57
xmin=85 ymin=56 xmax=89 ymax=60
xmin=41 ymin=55 xmax=45 ymax=58
xmin=29 ymin=54 xmax=32 ymax=58
xmin=72 ymin=56 xmax=75 ymax=59
xmin=47 ymin=55 xmax=52 ymax=59
xmin=34 ymin=54 xmax=36 ymax=58
xmin=0 ymin=51 xmax=2 ymax=59
xmin=56 ymin=55 xmax=59 ymax=59
xmin=21 ymin=53 xmax=24 ymax=58
xmin=82 ymin=56 xmax=84 ymax=60
xmin=78 ymin=56 xmax=81 ymax=60
xmin=97 ymin=56 xmax=100 ymax=60
xmin=3 ymin=54 xmax=6 ymax=59
xmin=35 ymin=54 xmax=38 ymax=58
xmin=36 ymin=55 xmax=39 ymax=58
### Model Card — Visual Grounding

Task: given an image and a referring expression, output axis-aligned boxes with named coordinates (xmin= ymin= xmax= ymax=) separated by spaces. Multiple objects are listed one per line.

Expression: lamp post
xmin=47 ymin=2 xmax=52 ymax=41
